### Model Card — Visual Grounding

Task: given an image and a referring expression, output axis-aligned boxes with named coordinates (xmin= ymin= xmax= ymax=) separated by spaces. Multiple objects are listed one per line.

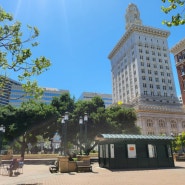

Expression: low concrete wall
xmin=68 ymin=161 xmax=77 ymax=172
xmin=58 ymin=155 xmax=91 ymax=173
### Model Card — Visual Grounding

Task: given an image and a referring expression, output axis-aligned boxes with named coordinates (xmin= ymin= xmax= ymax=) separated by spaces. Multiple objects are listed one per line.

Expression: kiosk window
xmin=148 ymin=144 xmax=157 ymax=158
xmin=127 ymin=144 xmax=136 ymax=158
xmin=167 ymin=145 xmax=172 ymax=157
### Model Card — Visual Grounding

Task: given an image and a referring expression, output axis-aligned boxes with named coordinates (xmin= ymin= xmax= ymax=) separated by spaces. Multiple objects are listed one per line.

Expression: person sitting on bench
xmin=7 ymin=158 xmax=19 ymax=176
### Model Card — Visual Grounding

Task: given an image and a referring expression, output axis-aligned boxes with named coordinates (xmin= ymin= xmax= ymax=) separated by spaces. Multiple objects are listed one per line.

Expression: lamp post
xmin=84 ymin=113 xmax=88 ymax=153
xmin=0 ymin=124 xmax=5 ymax=154
xmin=78 ymin=113 xmax=88 ymax=155
xmin=79 ymin=116 xmax=83 ymax=155
xmin=61 ymin=112 xmax=69 ymax=156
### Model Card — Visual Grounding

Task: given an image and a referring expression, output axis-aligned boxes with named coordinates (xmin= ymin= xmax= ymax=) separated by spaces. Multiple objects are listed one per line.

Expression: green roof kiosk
xmin=96 ymin=134 xmax=175 ymax=169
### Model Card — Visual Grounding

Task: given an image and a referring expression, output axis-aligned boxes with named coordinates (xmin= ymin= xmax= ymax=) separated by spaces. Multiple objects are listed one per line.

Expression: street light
xmin=61 ymin=112 xmax=69 ymax=156
xmin=84 ymin=113 xmax=88 ymax=153
xmin=79 ymin=116 xmax=83 ymax=155
xmin=78 ymin=113 xmax=88 ymax=155
xmin=0 ymin=124 xmax=5 ymax=154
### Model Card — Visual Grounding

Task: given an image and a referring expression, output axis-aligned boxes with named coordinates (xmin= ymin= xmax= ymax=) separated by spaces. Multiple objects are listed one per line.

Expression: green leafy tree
xmin=0 ymin=101 xmax=57 ymax=158
xmin=174 ymin=132 xmax=185 ymax=152
xmin=106 ymin=105 xmax=140 ymax=134
xmin=0 ymin=104 xmax=16 ymax=150
xmin=70 ymin=96 xmax=108 ymax=155
xmin=161 ymin=0 xmax=185 ymax=26
xmin=0 ymin=7 xmax=51 ymax=98
xmin=51 ymin=94 xmax=140 ymax=155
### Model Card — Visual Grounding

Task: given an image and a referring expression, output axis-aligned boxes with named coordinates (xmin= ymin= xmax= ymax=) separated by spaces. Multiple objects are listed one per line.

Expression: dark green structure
xmin=96 ymin=134 xmax=174 ymax=169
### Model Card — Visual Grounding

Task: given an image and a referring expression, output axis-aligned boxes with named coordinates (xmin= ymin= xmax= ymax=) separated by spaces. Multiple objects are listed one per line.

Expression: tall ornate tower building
xmin=108 ymin=3 xmax=185 ymax=136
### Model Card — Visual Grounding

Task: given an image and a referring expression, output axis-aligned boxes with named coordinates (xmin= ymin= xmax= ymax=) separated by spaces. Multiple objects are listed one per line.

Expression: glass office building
xmin=0 ymin=76 xmax=69 ymax=107
xmin=79 ymin=92 xmax=112 ymax=107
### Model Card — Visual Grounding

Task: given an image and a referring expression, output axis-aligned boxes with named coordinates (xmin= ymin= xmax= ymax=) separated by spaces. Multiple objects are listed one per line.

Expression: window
xmin=182 ymin=121 xmax=185 ymax=128
xmin=163 ymin=86 xmax=166 ymax=90
xmin=147 ymin=119 xmax=153 ymax=127
xmin=171 ymin=120 xmax=177 ymax=128
xmin=143 ymin=83 xmax=147 ymax=87
xmin=99 ymin=145 xmax=103 ymax=158
xmin=148 ymin=144 xmax=157 ymax=158
xmin=167 ymin=145 xmax=172 ymax=157
xmin=150 ymin=84 xmax=153 ymax=88
xmin=161 ymin=72 xmax=164 ymax=76
xmin=127 ymin=144 xmax=136 ymax=158
xmin=159 ymin=120 xmax=166 ymax=128
xmin=148 ymin=131 xmax=154 ymax=135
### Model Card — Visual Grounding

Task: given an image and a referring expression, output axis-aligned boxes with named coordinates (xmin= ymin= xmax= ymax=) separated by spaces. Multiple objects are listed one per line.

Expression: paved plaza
xmin=0 ymin=161 xmax=185 ymax=185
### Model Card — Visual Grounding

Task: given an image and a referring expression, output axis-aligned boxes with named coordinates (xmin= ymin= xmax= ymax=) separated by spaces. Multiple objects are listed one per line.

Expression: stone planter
xmin=77 ymin=155 xmax=90 ymax=161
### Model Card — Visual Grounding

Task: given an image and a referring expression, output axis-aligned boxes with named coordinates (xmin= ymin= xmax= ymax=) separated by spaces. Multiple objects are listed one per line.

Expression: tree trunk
xmin=20 ymin=134 xmax=27 ymax=159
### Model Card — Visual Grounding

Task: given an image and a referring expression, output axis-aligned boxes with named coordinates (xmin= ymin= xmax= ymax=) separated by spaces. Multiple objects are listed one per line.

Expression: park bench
xmin=176 ymin=155 xmax=185 ymax=161
xmin=76 ymin=160 xmax=92 ymax=172
xmin=49 ymin=160 xmax=59 ymax=173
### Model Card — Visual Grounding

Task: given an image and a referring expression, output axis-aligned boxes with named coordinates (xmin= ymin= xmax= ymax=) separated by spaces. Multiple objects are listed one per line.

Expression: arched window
xmin=182 ymin=121 xmax=185 ymax=128
xmin=146 ymin=119 xmax=153 ymax=127
xmin=170 ymin=120 xmax=177 ymax=128
xmin=159 ymin=120 xmax=166 ymax=128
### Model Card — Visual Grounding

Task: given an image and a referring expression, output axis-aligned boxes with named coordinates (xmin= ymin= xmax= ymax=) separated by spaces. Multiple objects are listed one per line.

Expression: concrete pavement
xmin=0 ymin=161 xmax=185 ymax=185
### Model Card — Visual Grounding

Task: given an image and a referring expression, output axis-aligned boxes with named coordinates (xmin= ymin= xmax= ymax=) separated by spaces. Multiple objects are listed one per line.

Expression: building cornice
xmin=108 ymin=24 xmax=170 ymax=59
xmin=136 ymin=109 xmax=185 ymax=115
xmin=170 ymin=38 xmax=185 ymax=55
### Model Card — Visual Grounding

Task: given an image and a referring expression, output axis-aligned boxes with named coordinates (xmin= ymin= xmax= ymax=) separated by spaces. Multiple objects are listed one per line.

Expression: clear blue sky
xmin=0 ymin=0 xmax=184 ymax=99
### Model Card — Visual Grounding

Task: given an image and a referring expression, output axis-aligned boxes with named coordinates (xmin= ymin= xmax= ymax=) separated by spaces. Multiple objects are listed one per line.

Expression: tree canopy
xmin=161 ymin=0 xmax=185 ymax=26
xmin=0 ymin=7 xmax=51 ymax=98
xmin=0 ymin=101 xmax=57 ymax=157
xmin=1 ymin=93 xmax=140 ymax=156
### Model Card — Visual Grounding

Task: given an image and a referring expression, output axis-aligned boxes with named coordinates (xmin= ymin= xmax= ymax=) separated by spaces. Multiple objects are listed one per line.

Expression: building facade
xmin=108 ymin=3 xmax=185 ymax=136
xmin=79 ymin=92 xmax=112 ymax=107
xmin=0 ymin=76 xmax=69 ymax=107
xmin=171 ymin=38 xmax=185 ymax=105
